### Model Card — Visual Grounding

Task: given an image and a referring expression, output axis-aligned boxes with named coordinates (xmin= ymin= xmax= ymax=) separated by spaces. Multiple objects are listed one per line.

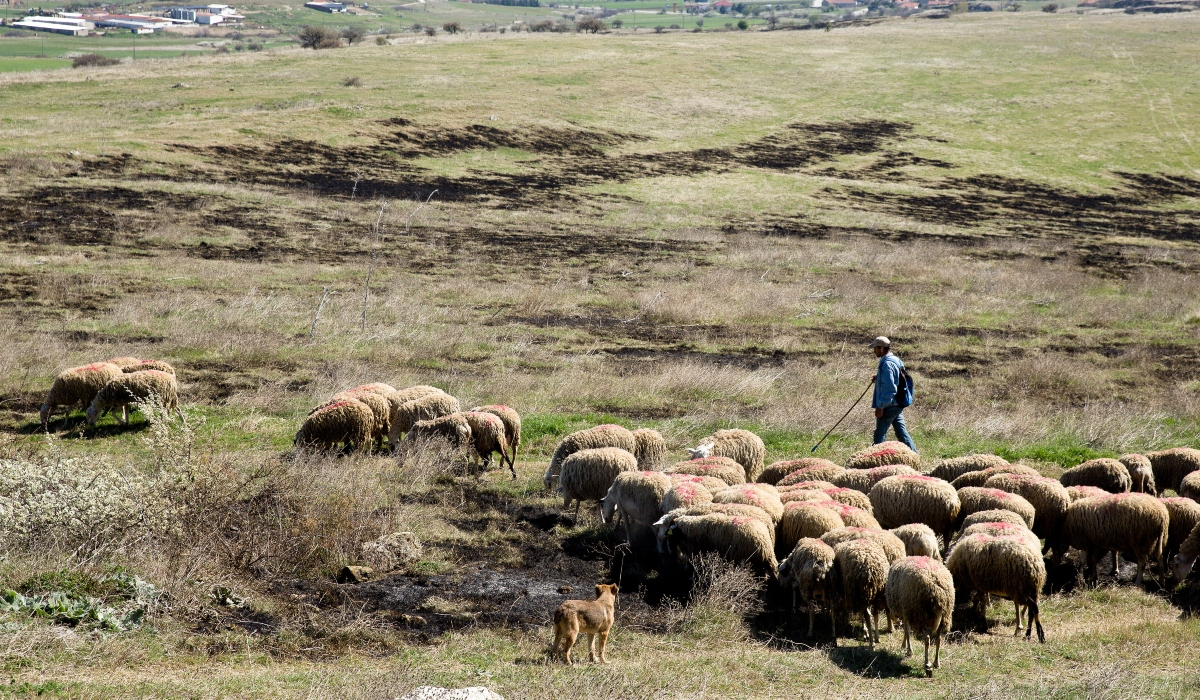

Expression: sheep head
xmin=600 ymin=482 xmax=619 ymax=524
xmin=1173 ymin=552 xmax=1197 ymax=584
xmin=39 ymin=403 xmax=50 ymax=429
xmin=85 ymin=403 xmax=100 ymax=426
xmin=688 ymin=442 xmax=715 ymax=460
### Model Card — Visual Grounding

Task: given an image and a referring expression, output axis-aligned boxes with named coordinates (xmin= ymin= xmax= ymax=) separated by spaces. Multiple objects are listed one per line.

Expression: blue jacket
xmin=873 ymin=353 xmax=905 ymax=409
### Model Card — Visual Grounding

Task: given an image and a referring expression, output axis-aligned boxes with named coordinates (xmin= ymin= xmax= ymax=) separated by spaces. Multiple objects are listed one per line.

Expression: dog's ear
xmin=594 ymin=584 xmax=604 ymax=597
xmin=609 ymin=583 xmax=619 ymax=594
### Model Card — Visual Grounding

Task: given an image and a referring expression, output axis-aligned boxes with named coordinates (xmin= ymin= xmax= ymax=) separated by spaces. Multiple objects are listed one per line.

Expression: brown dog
xmin=551 ymin=583 xmax=618 ymax=665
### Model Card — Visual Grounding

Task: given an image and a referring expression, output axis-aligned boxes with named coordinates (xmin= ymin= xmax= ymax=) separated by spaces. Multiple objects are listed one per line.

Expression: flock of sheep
xmin=542 ymin=424 xmax=1200 ymax=676
xmin=37 ymin=367 xmax=1200 ymax=676
xmin=40 ymin=357 xmax=179 ymax=429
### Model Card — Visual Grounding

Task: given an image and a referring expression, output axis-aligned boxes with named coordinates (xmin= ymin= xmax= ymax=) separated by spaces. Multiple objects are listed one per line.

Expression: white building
xmin=12 ymin=15 xmax=93 ymax=35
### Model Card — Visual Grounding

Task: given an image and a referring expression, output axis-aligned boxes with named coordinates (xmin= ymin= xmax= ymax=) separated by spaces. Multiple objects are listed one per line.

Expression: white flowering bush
xmin=0 ymin=448 xmax=179 ymax=555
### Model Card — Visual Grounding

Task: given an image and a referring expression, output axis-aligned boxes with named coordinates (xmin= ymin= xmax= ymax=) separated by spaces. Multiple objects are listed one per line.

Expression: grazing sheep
xmin=982 ymin=473 xmax=1071 ymax=558
xmin=1147 ymin=447 xmax=1200 ymax=495
xmin=296 ymin=398 xmax=374 ymax=452
xmin=122 ymin=359 xmax=176 ymax=376
xmin=661 ymin=512 xmax=778 ymax=576
xmin=712 ymin=483 xmax=784 ymax=522
xmin=1172 ymin=521 xmax=1200 ymax=583
xmin=1067 ymin=485 xmax=1110 ymax=502
xmin=780 ymin=490 xmax=835 ymax=507
xmin=833 ymin=465 xmax=920 ymax=494
xmin=844 ymin=441 xmax=921 ymax=471
xmin=886 ymin=556 xmax=955 ymax=677
xmin=958 ymin=521 xmax=1041 ymax=556
xmin=927 ymin=454 xmax=1009 ymax=482
xmin=1065 ymin=492 xmax=1169 ymax=585
xmin=471 ymin=404 xmax=522 ymax=467
xmin=329 ymin=388 xmax=392 ymax=449
xmin=956 ymin=487 xmax=1036 ymax=529
xmin=782 ymin=480 xmax=838 ymax=493
xmin=778 ymin=538 xmax=837 ymax=636
xmin=105 ymin=356 xmax=142 ymax=368
xmin=85 ymin=370 xmax=179 ymax=425
xmin=462 ymin=411 xmax=514 ymax=477
xmin=688 ymin=429 xmax=766 ymax=482
xmin=959 ymin=508 xmax=1032 ymax=536
xmin=559 ymin=447 xmax=638 ymax=521
xmin=664 ymin=457 xmax=746 ymax=486
xmin=389 ymin=392 xmax=462 ymax=447
xmin=891 ymin=524 xmax=941 ymax=560
xmin=821 ymin=527 xmax=906 ymax=565
xmin=404 ymin=412 xmax=472 ymax=453
xmin=1179 ymin=471 xmax=1200 ymax=501
xmin=1119 ymin=454 xmax=1157 ymax=494
xmin=631 ymin=428 xmax=667 ymax=471
xmin=831 ymin=538 xmax=891 ymax=649
xmin=946 ymin=533 xmax=1046 ymax=642
xmin=661 ymin=480 xmax=715 ymax=513
xmin=1060 ymin=458 xmax=1132 ymax=494
xmin=545 ymin=425 xmax=637 ymax=490
xmin=654 ymin=504 xmax=776 ymax=548
xmin=777 ymin=501 xmax=845 ymax=556
xmin=386 ymin=384 xmax=443 ymax=412
xmin=822 ymin=487 xmax=873 ymax=513
xmin=1160 ymin=497 xmax=1200 ymax=563
xmin=763 ymin=458 xmax=843 ymax=486
xmin=818 ymin=501 xmax=881 ymax=529
xmin=869 ymin=475 xmax=961 ymax=546
xmin=40 ymin=362 xmax=124 ymax=428
xmin=777 ymin=461 xmax=846 ymax=487
xmin=670 ymin=473 xmax=730 ymax=492
xmin=951 ymin=464 xmax=1041 ymax=489
xmin=602 ymin=471 xmax=673 ymax=544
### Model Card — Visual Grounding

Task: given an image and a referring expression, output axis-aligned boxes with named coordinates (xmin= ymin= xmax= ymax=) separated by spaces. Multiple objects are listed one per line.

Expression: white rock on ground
xmin=398 ymin=688 xmax=503 ymax=700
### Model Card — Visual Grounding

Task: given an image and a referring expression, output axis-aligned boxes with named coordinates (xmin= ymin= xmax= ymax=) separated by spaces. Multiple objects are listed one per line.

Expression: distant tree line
xmin=478 ymin=0 xmax=540 ymax=6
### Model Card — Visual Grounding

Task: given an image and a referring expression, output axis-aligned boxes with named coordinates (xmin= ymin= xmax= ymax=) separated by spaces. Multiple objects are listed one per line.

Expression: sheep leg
xmin=902 ymin=622 xmax=911 ymax=656
xmin=923 ymin=633 xmax=932 ymax=678
xmin=1112 ymin=550 xmax=1120 ymax=580
xmin=121 ymin=404 xmax=129 ymax=425
xmin=933 ymin=632 xmax=942 ymax=670
xmin=830 ymin=610 xmax=837 ymax=646
xmin=791 ymin=589 xmax=796 ymax=614
xmin=807 ymin=605 xmax=815 ymax=637
xmin=573 ymin=500 xmax=581 ymax=525
xmin=863 ymin=610 xmax=876 ymax=651
xmin=1135 ymin=556 xmax=1146 ymax=587
xmin=1026 ymin=599 xmax=1045 ymax=643
xmin=1013 ymin=602 xmax=1022 ymax=635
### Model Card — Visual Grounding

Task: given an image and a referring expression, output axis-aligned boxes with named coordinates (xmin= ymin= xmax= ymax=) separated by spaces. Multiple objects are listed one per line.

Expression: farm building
xmin=11 ymin=16 xmax=93 ymax=35
xmin=305 ymin=1 xmax=347 ymax=11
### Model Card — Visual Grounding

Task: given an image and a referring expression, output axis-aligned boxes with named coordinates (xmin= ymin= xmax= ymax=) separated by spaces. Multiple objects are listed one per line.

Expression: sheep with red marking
xmin=462 ymin=411 xmax=514 ymax=477
xmin=833 ymin=465 xmax=920 ymax=494
xmin=778 ymin=538 xmax=837 ymax=637
xmin=86 ymin=370 xmax=179 ymax=426
xmin=982 ymin=473 xmax=1071 ymax=558
xmin=471 ymin=404 xmax=521 ymax=469
xmin=389 ymin=391 xmax=461 ymax=447
xmin=946 ymin=533 xmax=1046 ymax=642
xmin=601 ymin=471 xmax=673 ymax=545
xmin=951 ymin=464 xmax=1040 ymax=489
xmin=890 ymin=523 xmax=941 ymax=560
xmin=659 ymin=512 xmax=778 ymax=577
xmin=1160 ymin=496 xmax=1200 ymax=564
xmin=665 ymin=456 xmax=746 ymax=486
xmin=1067 ymin=485 xmax=1109 ymax=502
xmin=660 ymin=480 xmax=715 ymax=513
xmin=763 ymin=458 xmax=843 ymax=486
xmin=296 ymin=398 xmax=375 ymax=453
xmin=956 ymin=487 xmax=1036 ymax=529
xmin=711 ymin=483 xmax=783 ymax=523
xmin=631 ymin=428 xmax=667 ymax=471
xmin=777 ymin=501 xmax=844 ymax=556
xmin=927 ymin=454 xmax=1009 ymax=482
xmin=844 ymin=441 xmax=921 ymax=470
xmin=831 ymin=538 xmax=890 ymax=649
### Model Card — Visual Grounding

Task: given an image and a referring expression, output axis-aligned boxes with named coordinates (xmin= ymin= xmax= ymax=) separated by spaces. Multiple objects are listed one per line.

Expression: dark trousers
xmin=874 ymin=405 xmax=917 ymax=453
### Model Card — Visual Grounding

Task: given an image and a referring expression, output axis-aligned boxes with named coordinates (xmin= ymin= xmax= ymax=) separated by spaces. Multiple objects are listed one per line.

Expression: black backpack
xmin=896 ymin=367 xmax=914 ymax=408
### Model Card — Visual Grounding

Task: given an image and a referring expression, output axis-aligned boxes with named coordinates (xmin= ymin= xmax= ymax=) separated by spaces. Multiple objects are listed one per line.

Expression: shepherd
xmin=869 ymin=336 xmax=917 ymax=453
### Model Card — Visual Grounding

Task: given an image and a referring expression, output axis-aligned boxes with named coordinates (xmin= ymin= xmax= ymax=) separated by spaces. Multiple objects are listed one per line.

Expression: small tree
xmin=576 ymin=16 xmax=604 ymax=32
xmin=737 ymin=18 xmax=748 ymax=28
xmin=341 ymin=27 xmax=364 ymax=43
xmin=1041 ymin=2 xmax=1057 ymax=10
xmin=442 ymin=21 xmax=461 ymax=33
xmin=654 ymin=24 xmax=665 ymax=32
xmin=299 ymin=25 xmax=342 ymax=49
xmin=425 ymin=25 xmax=438 ymax=35
xmin=696 ymin=18 xmax=704 ymax=26
xmin=375 ymin=35 xmax=388 ymax=45
xmin=611 ymin=18 xmax=623 ymax=27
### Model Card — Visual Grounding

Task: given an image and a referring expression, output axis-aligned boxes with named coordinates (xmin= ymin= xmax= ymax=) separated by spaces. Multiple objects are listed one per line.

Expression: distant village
xmin=8 ymin=4 xmax=243 ymax=35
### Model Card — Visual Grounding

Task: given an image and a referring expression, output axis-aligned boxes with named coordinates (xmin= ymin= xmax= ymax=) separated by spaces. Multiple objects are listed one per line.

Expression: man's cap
xmin=869 ymin=336 xmax=891 ymax=349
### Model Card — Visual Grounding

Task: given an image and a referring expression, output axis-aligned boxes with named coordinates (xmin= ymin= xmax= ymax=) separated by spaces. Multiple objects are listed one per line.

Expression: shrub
xmin=611 ymin=18 xmax=623 ymax=27
xmin=425 ymin=26 xmax=437 ymax=35
xmin=299 ymin=25 xmax=341 ymax=49
xmin=576 ymin=16 xmax=604 ymax=32
xmin=1042 ymin=2 xmax=1057 ymax=9
xmin=669 ymin=23 xmax=680 ymax=28
xmin=375 ymin=35 xmax=388 ymax=45
xmin=247 ymin=40 xmax=264 ymax=50
xmin=342 ymin=75 xmax=362 ymax=86
xmin=696 ymin=18 xmax=704 ymax=26
xmin=341 ymin=27 xmax=364 ymax=43
xmin=530 ymin=19 xmax=555 ymax=30
xmin=442 ymin=21 xmax=461 ymax=33
xmin=72 ymin=53 xmax=120 ymax=68
xmin=737 ymin=18 xmax=748 ymax=28
xmin=654 ymin=24 xmax=665 ymax=32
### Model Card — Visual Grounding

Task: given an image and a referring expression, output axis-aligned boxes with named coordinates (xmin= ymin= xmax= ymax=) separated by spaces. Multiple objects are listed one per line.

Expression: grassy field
xmin=1 ymin=10 xmax=1200 ymax=699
